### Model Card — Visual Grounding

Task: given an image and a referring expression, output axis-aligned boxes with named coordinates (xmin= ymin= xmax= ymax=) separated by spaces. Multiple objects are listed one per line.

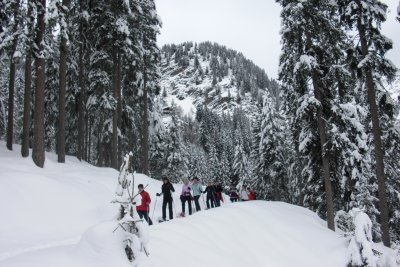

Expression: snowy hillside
xmin=160 ymin=42 xmax=280 ymax=117
xmin=0 ymin=143 xmax=397 ymax=267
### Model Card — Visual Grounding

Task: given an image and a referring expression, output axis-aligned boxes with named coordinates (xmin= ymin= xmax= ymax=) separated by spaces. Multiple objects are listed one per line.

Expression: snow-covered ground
xmin=0 ymin=142 xmax=397 ymax=267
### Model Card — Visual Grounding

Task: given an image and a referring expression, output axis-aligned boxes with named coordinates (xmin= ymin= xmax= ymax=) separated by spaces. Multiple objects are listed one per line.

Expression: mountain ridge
xmin=159 ymin=41 xmax=280 ymax=117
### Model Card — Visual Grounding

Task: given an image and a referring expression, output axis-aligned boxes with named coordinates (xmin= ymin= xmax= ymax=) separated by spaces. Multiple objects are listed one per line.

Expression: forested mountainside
xmin=149 ymin=42 xmax=283 ymax=194
xmin=159 ymin=41 xmax=280 ymax=116
xmin=387 ymin=74 xmax=400 ymax=124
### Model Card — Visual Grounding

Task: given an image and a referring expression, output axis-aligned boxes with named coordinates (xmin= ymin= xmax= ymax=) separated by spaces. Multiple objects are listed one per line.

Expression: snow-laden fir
xmin=0 ymin=142 xmax=398 ymax=267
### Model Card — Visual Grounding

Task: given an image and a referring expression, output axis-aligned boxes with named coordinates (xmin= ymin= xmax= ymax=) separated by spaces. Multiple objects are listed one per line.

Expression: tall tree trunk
xmin=21 ymin=1 xmax=34 ymax=157
xmin=111 ymin=48 xmax=120 ymax=170
xmin=306 ymin=32 xmax=335 ymax=231
xmin=6 ymin=0 xmax=21 ymax=151
xmin=77 ymin=49 xmax=85 ymax=161
xmin=7 ymin=42 xmax=17 ymax=150
xmin=57 ymin=0 xmax=70 ymax=163
xmin=77 ymin=0 xmax=86 ymax=162
xmin=117 ymin=53 xmax=122 ymax=167
xmin=86 ymin=114 xmax=90 ymax=161
xmin=97 ymin=124 xmax=102 ymax=166
xmin=32 ymin=0 xmax=46 ymax=168
xmin=312 ymin=71 xmax=335 ymax=231
xmin=357 ymin=17 xmax=390 ymax=247
xmin=141 ymin=59 xmax=150 ymax=175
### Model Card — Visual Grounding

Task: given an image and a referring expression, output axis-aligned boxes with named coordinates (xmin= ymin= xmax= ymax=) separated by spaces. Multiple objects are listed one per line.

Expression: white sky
xmin=155 ymin=0 xmax=400 ymax=80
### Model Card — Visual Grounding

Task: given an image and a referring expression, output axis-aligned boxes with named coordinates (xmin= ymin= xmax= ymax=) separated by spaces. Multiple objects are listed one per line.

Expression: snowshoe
xmin=158 ymin=218 xmax=168 ymax=223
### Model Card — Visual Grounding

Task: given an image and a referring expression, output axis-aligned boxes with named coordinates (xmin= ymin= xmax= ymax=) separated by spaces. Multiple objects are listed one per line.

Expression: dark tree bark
xmin=86 ymin=114 xmax=91 ymax=161
xmin=111 ymin=48 xmax=120 ymax=170
xmin=357 ymin=16 xmax=390 ymax=247
xmin=306 ymin=31 xmax=335 ymax=231
xmin=57 ymin=0 xmax=71 ymax=163
xmin=6 ymin=0 xmax=21 ymax=151
xmin=77 ymin=0 xmax=86 ymax=162
xmin=312 ymin=71 xmax=335 ymax=231
xmin=141 ymin=58 xmax=150 ymax=175
xmin=117 ymin=53 xmax=122 ymax=167
xmin=32 ymin=0 xmax=46 ymax=168
xmin=21 ymin=1 xmax=34 ymax=157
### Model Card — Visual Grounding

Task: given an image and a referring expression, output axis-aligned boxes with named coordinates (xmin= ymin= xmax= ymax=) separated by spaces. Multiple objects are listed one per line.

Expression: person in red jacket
xmin=248 ymin=187 xmax=256 ymax=201
xmin=135 ymin=184 xmax=153 ymax=225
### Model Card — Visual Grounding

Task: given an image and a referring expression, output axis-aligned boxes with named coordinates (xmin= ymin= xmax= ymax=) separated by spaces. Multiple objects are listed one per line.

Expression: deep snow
xmin=0 ymin=142 xmax=397 ymax=267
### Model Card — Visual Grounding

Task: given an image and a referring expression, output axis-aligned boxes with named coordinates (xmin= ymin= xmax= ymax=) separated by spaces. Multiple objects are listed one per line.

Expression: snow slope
xmin=0 ymin=142 xmax=397 ymax=267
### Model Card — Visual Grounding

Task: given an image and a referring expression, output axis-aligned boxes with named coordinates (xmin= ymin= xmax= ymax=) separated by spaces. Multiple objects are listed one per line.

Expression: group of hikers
xmin=133 ymin=176 xmax=257 ymax=225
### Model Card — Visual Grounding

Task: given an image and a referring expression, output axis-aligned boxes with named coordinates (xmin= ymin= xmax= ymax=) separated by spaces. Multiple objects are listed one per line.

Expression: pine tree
xmin=187 ymin=145 xmax=208 ymax=181
xmin=3 ymin=0 xmax=22 ymax=151
xmin=149 ymin=96 xmax=166 ymax=178
xmin=138 ymin=0 xmax=161 ymax=175
xmin=76 ymin=0 xmax=88 ymax=162
xmin=57 ymin=0 xmax=71 ymax=163
xmin=233 ymin=129 xmax=250 ymax=185
xmin=339 ymin=0 xmax=397 ymax=247
xmin=21 ymin=0 xmax=35 ymax=158
xmin=378 ymin=84 xmax=400 ymax=242
xmin=207 ymin=142 xmax=219 ymax=179
xmin=277 ymin=0 xmax=353 ymax=230
xmin=164 ymin=106 xmax=188 ymax=182
xmin=32 ymin=0 xmax=46 ymax=168
xmin=255 ymin=92 xmax=287 ymax=201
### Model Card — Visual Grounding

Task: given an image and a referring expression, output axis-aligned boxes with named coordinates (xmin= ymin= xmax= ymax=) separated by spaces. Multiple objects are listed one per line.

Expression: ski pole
xmin=221 ymin=192 xmax=225 ymax=205
xmin=172 ymin=194 xmax=178 ymax=217
xmin=190 ymin=197 xmax=194 ymax=214
xmin=151 ymin=195 xmax=158 ymax=222
xmin=201 ymin=193 xmax=206 ymax=210
xmin=147 ymin=205 xmax=153 ymax=226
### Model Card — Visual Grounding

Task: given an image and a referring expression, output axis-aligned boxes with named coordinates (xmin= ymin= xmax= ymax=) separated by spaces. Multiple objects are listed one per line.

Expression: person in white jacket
xmin=240 ymin=185 xmax=249 ymax=201
xmin=191 ymin=177 xmax=203 ymax=212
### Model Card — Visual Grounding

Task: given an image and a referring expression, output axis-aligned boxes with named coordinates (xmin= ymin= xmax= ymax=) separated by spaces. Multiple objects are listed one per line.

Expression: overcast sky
xmin=154 ymin=0 xmax=399 ymax=80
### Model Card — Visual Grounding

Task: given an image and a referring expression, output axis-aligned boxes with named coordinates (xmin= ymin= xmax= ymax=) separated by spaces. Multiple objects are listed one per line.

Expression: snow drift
xmin=0 ymin=142 xmax=397 ymax=267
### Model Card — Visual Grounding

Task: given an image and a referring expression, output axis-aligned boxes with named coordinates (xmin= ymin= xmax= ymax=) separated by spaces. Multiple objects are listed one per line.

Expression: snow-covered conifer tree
xmin=233 ymin=129 xmax=251 ymax=185
xmin=149 ymin=96 xmax=167 ymax=179
xmin=277 ymin=0 xmax=347 ymax=229
xmin=338 ymin=0 xmax=398 ymax=247
xmin=164 ymin=105 xmax=188 ymax=182
xmin=254 ymin=91 xmax=287 ymax=201
xmin=347 ymin=209 xmax=377 ymax=267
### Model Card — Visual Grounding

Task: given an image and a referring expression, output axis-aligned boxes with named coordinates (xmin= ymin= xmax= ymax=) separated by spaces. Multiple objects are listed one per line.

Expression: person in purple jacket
xmin=180 ymin=177 xmax=192 ymax=216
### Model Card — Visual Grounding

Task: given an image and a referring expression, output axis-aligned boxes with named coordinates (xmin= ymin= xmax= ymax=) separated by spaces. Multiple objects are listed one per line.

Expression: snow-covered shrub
xmin=335 ymin=210 xmax=355 ymax=238
xmin=113 ymin=153 xmax=149 ymax=263
xmin=346 ymin=208 xmax=376 ymax=267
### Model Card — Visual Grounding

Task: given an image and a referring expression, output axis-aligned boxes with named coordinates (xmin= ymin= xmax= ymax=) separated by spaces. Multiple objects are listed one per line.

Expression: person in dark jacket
xmin=156 ymin=176 xmax=175 ymax=221
xmin=228 ymin=184 xmax=239 ymax=202
xmin=135 ymin=184 xmax=153 ymax=225
xmin=203 ymin=181 xmax=216 ymax=209
xmin=214 ymin=181 xmax=223 ymax=207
